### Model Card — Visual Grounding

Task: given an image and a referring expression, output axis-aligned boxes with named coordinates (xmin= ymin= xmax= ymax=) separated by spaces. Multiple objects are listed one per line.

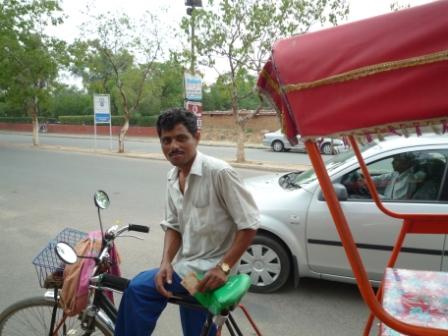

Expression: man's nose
xmin=169 ymin=139 xmax=180 ymax=150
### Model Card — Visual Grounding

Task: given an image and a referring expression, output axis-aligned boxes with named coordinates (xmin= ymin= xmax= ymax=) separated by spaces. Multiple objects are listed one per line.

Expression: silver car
xmin=238 ymin=135 xmax=448 ymax=293
xmin=262 ymin=129 xmax=347 ymax=154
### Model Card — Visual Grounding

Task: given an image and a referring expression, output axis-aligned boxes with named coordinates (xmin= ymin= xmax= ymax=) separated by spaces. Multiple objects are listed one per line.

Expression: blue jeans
xmin=115 ymin=268 xmax=216 ymax=336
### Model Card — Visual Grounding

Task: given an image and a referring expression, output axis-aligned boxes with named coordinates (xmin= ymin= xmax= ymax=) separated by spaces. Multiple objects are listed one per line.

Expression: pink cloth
xmin=79 ymin=231 xmax=121 ymax=303
xmin=381 ymin=268 xmax=448 ymax=335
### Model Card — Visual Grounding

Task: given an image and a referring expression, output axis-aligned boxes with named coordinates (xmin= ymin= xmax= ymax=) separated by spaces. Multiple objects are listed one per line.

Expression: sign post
xmin=93 ymin=94 xmax=112 ymax=150
xmin=185 ymin=101 xmax=203 ymax=129
xmin=184 ymin=72 xmax=202 ymax=130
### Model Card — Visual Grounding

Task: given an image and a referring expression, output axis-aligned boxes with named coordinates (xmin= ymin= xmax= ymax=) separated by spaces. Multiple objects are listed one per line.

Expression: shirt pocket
xmin=192 ymin=183 xmax=210 ymax=208
xmin=190 ymin=184 xmax=211 ymax=233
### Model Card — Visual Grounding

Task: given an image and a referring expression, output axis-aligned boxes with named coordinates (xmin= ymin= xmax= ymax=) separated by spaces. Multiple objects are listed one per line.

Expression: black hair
xmin=156 ymin=108 xmax=198 ymax=137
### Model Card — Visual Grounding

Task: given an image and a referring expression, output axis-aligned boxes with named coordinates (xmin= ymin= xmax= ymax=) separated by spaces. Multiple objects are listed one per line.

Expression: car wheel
xmin=321 ymin=142 xmax=333 ymax=155
xmin=271 ymin=140 xmax=285 ymax=152
xmin=237 ymin=234 xmax=291 ymax=293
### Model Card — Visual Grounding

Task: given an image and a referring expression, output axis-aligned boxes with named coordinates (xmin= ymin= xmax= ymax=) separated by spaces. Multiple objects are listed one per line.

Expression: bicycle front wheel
xmin=0 ymin=296 xmax=112 ymax=336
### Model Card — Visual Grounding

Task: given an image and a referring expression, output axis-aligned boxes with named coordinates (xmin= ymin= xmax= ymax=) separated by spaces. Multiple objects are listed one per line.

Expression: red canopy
xmin=257 ymin=0 xmax=448 ymax=141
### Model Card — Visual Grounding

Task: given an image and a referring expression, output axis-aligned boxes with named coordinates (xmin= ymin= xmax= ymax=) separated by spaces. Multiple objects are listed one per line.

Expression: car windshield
xmin=284 ymin=142 xmax=377 ymax=188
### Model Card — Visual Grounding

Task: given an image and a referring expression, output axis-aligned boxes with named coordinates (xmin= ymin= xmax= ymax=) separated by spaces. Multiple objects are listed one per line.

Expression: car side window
xmin=339 ymin=150 xmax=447 ymax=202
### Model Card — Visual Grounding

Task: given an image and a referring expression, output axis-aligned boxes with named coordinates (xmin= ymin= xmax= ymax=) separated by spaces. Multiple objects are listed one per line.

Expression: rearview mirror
xmin=94 ymin=190 xmax=110 ymax=209
xmin=55 ymin=242 xmax=78 ymax=264
xmin=318 ymin=183 xmax=348 ymax=201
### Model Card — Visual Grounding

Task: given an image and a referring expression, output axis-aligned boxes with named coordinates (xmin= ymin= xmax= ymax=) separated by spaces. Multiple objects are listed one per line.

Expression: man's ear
xmin=194 ymin=132 xmax=201 ymax=143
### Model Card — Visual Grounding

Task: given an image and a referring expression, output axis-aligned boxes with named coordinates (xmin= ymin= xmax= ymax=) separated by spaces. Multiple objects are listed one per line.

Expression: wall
xmin=200 ymin=111 xmax=280 ymax=143
xmin=0 ymin=111 xmax=280 ymax=143
xmin=0 ymin=123 xmax=158 ymax=137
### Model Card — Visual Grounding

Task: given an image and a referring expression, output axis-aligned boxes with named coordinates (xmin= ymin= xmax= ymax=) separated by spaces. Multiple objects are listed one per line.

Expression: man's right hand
xmin=155 ymin=262 xmax=174 ymax=298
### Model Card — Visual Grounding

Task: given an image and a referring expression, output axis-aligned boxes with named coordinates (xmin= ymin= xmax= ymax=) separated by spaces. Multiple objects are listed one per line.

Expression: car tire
xmin=237 ymin=234 xmax=291 ymax=293
xmin=320 ymin=142 xmax=332 ymax=155
xmin=271 ymin=140 xmax=285 ymax=152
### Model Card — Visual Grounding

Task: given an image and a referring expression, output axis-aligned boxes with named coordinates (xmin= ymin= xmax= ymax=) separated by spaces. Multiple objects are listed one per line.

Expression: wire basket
xmin=32 ymin=228 xmax=87 ymax=288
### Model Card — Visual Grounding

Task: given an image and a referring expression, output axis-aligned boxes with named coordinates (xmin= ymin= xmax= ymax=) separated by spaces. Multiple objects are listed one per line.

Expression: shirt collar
xmin=189 ymin=151 xmax=204 ymax=177
xmin=397 ymin=167 xmax=413 ymax=179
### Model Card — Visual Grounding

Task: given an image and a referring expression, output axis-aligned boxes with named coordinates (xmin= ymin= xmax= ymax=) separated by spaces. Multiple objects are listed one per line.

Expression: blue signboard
xmin=93 ymin=94 xmax=111 ymax=124
xmin=184 ymin=72 xmax=202 ymax=101
xmin=95 ymin=113 xmax=111 ymax=123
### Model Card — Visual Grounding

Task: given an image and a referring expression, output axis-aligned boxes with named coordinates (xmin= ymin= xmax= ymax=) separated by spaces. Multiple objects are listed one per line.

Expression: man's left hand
xmin=196 ymin=267 xmax=227 ymax=293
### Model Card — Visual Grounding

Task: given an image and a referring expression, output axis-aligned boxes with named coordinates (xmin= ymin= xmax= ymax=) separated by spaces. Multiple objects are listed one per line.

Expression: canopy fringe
xmin=282 ymin=50 xmax=448 ymax=92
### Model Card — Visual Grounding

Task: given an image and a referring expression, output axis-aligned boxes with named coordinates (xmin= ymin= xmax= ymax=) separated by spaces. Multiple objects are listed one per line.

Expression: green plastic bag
xmin=183 ymin=273 xmax=251 ymax=315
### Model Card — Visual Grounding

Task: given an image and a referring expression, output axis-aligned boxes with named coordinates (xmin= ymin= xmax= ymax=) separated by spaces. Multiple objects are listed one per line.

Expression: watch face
xmin=221 ymin=263 xmax=230 ymax=273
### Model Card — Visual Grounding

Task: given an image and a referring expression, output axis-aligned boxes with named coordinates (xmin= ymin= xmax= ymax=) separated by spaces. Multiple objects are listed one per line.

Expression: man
xmin=115 ymin=108 xmax=260 ymax=336
xmin=373 ymin=153 xmax=424 ymax=200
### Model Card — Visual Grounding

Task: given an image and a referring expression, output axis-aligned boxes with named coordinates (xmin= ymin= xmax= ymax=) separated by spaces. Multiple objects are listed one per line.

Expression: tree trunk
xmin=32 ymin=116 xmax=39 ymax=146
xmin=29 ymin=100 xmax=39 ymax=146
xmin=118 ymin=117 xmax=129 ymax=153
xmin=235 ymin=121 xmax=246 ymax=162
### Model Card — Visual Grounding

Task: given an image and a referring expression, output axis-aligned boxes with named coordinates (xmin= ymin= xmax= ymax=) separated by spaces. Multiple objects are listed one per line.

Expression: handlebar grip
xmin=128 ymin=224 xmax=150 ymax=233
xmin=100 ymin=274 xmax=130 ymax=291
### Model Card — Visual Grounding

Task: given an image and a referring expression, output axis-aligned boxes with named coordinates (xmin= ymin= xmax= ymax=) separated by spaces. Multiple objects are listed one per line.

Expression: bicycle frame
xmin=43 ymin=288 xmax=115 ymax=336
xmin=46 ymin=225 xmax=255 ymax=336
xmin=32 ymin=190 xmax=261 ymax=336
xmin=43 ymin=281 xmax=247 ymax=336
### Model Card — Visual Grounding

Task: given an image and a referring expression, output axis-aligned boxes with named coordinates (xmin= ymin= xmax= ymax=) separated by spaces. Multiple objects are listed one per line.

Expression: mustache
xmin=169 ymin=150 xmax=184 ymax=156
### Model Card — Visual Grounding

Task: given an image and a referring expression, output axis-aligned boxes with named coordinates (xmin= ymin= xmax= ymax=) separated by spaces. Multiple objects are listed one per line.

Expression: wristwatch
xmin=217 ymin=262 xmax=231 ymax=275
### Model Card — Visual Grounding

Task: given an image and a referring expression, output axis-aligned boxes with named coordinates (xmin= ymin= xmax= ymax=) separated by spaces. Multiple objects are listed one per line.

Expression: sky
xmin=53 ymin=0 xmax=434 ymax=85
xmin=55 ymin=0 xmax=434 ymax=40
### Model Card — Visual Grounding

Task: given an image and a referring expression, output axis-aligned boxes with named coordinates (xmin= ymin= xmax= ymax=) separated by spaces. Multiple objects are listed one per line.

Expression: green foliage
xmin=0 ymin=0 xmax=67 ymax=118
xmin=390 ymin=1 xmax=411 ymax=11
xmin=0 ymin=117 xmax=33 ymax=123
xmin=202 ymin=76 xmax=231 ymax=111
xmin=47 ymin=86 xmax=92 ymax=117
xmin=58 ymin=115 xmax=123 ymax=126
xmin=58 ymin=115 xmax=93 ymax=125
xmin=185 ymin=0 xmax=349 ymax=113
xmin=69 ymin=11 xmax=163 ymax=129
xmin=141 ymin=56 xmax=185 ymax=114
xmin=136 ymin=116 xmax=158 ymax=127
xmin=182 ymin=0 xmax=349 ymax=160
xmin=0 ymin=101 xmax=22 ymax=117
xmin=57 ymin=115 xmax=157 ymax=127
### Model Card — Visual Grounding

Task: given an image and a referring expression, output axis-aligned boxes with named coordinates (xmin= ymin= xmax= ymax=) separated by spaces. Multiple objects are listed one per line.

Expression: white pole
xmin=93 ymin=94 xmax=97 ymax=151
xmin=94 ymin=119 xmax=97 ymax=151
xmin=109 ymin=118 xmax=112 ymax=151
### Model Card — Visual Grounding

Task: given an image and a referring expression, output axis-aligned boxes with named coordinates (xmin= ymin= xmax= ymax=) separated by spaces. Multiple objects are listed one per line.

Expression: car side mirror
xmin=318 ymin=183 xmax=348 ymax=201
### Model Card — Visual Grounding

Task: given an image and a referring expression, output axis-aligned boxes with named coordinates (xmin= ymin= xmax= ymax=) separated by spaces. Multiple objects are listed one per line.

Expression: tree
xmin=390 ymin=1 xmax=411 ymax=11
xmin=184 ymin=0 xmax=349 ymax=162
xmin=136 ymin=56 xmax=185 ymax=116
xmin=47 ymin=85 xmax=92 ymax=117
xmin=71 ymin=12 xmax=163 ymax=153
xmin=202 ymin=70 xmax=260 ymax=111
xmin=0 ymin=0 xmax=66 ymax=145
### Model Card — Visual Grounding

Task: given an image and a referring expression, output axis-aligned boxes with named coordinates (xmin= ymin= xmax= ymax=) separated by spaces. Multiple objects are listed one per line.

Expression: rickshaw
xmin=256 ymin=1 xmax=448 ymax=335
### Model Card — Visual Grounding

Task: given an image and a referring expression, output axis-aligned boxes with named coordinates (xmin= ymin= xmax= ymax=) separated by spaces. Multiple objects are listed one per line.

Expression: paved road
xmin=0 ymin=144 xmax=374 ymax=335
xmin=0 ymin=131 xmax=315 ymax=169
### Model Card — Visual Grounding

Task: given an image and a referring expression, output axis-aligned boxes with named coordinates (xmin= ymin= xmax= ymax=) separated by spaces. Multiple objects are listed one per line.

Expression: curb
xmin=0 ymin=130 xmax=266 ymax=149
xmin=9 ymin=142 xmax=309 ymax=173
xmin=0 ymin=131 xmax=311 ymax=172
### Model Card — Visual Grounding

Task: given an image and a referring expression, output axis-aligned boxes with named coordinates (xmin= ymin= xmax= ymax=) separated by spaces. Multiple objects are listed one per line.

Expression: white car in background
xmin=262 ymin=129 xmax=347 ymax=154
xmin=239 ymin=135 xmax=448 ymax=293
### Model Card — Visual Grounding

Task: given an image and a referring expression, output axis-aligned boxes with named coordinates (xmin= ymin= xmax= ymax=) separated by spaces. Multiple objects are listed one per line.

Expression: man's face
xmin=392 ymin=157 xmax=411 ymax=173
xmin=159 ymin=123 xmax=199 ymax=169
